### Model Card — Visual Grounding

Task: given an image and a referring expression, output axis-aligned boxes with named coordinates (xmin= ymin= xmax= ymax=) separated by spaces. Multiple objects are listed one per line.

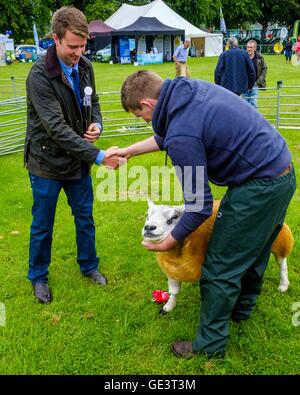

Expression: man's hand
xmin=102 ymin=147 xmax=127 ymax=170
xmin=142 ymin=233 xmax=178 ymax=252
xmin=102 ymin=146 xmax=127 ymax=169
xmin=105 ymin=147 xmax=131 ymax=160
xmin=103 ymin=154 xmax=122 ymax=170
xmin=84 ymin=123 xmax=101 ymax=143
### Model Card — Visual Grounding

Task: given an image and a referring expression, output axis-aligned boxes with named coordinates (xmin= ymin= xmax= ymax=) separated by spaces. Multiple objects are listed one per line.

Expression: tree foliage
xmin=0 ymin=0 xmax=54 ymax=43
xmin=219 ymin=0 xmax=261 ymax=29
xmin=257 ymin=0 xmax=300 ymax=29
xmin=165 ymin=0 xmax=220 ymax=28
xmin=1 ymin=0 xmax=300 ymax=44
xmin=84 ymin=0 xmax=120 ymax=22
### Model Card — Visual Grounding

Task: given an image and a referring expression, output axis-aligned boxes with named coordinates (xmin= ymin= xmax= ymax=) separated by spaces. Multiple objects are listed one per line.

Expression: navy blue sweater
xmin=214 ymin=46 xmax=256 ymax=95
xmin=152 ymin=78 xmax=292 ymax=241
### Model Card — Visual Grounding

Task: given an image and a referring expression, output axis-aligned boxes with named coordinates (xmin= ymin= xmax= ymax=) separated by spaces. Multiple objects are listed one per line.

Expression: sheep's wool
xmin=156 ymin=201 xmax=219 ymax=282
xmin=156 ymin=200 xmax=294 ymax=283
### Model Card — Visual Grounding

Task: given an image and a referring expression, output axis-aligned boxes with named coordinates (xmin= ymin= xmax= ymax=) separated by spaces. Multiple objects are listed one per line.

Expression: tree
xmin=165 ymin=0 xmax=220 ymax=28
xmin=0 ymin=0 xmax=53 ymax=43
xmin=219 ymin=0 xmax=261 ymax=29
xmin=257 ymin=0 xmax=300 ymax=30
xmin=84 ymin=0 xmax=120 ymax=22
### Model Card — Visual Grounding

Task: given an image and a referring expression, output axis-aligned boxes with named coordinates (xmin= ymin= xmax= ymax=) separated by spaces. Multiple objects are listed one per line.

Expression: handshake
xmin=102 ymin=146 xmax=129 ymax=170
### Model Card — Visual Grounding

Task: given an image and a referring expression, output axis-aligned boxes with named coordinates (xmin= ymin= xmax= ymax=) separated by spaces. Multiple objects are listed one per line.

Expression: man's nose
xmin=144 ymin=225 xmax=157 ymax=231
xmin=75 ymin=47 xmax=83 ymax=56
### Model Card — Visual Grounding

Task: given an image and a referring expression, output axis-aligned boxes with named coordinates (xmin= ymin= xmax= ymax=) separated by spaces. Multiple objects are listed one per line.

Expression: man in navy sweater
xmin=114 ymin=70 xmax=296 ymax=357
xmin=215 ymin=37 xmax=256 ymax=96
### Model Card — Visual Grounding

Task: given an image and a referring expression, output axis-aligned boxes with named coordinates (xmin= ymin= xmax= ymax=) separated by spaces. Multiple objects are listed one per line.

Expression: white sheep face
xmin=142 ymin=200 xmax=184 ymax=243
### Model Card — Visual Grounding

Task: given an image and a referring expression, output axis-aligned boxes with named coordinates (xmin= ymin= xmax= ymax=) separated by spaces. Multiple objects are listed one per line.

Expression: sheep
xmin=143 ymin=199 xmax=294 ymax=314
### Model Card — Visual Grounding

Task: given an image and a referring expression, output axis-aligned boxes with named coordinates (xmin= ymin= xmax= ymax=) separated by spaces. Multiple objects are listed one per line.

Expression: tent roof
xmin=106 ymin=0 xmax=221 ymax=38
xmin=112 ymin=16 xmax=184 ymax=36
xmin=88 ymin=20 xmax=115 ymax=34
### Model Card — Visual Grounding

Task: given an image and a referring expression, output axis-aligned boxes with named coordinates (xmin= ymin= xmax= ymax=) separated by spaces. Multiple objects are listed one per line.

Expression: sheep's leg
xmin=160 ymin=278 xmax=181 ymax=315
xmin=276 ymin=256 xmax=289 ymax=292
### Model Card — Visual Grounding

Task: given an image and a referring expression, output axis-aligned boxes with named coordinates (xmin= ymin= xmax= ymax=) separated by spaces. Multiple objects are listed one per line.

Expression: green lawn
xmin=0 ymin=56 xmax=299 ymax=375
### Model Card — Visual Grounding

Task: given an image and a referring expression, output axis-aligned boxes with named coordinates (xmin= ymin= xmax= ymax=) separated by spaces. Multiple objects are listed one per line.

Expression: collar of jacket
xmin=45 ymin=44 xmax=89 ymax=79
xmin=255 ymin=52 xmax=263 ymax=59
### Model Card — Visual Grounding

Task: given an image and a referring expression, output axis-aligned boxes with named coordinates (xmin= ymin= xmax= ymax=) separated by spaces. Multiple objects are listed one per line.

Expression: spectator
xmin=25 ymin=6 xmax=120 ymax=304
xmin=294 ymin=35 xmax=300 ymax=62
xmin=131 ymin=48 xmax=136 ymax=63
xmin=242 ymin=40 xmax=267 ymax=108
xmin=284 ymin=37 xmax=293 ymax=63
xmin=173 ymin=39 xmax=191 ymax=78
xmin=214 ymin=37 xmax=255 ymax=96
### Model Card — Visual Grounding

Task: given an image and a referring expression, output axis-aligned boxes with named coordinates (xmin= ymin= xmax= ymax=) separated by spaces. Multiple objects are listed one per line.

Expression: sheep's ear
xmin=174 ymin=205 xmax=185 ymax=215
xmin=148 ymin=198 xmax=155 ymax=208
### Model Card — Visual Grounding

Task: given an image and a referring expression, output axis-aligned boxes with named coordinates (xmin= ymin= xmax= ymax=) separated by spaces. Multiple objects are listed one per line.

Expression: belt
xmin=277 ymin=163 xmax=293 ymax=177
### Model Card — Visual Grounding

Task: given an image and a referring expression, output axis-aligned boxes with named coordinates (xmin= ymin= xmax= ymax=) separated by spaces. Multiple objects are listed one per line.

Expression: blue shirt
xmin=173 ymin=45 xmax=189 ymax=62
xmin=58 ymin=57 xmax=105 ymax=165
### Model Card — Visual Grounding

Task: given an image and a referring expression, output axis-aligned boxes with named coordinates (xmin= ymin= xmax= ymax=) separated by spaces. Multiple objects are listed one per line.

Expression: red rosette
xmin=152 ymin=289 xmax=169 ymax=303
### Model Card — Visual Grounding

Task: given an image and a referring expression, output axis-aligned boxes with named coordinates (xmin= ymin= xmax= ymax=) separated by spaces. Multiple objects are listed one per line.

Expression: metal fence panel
xmin=0 ymin=78 xmax=299 ymax=157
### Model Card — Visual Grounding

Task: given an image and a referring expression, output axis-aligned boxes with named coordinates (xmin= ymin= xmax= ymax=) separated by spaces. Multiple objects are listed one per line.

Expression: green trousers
xmin=193 ymin=167 xmax=296 ymax=356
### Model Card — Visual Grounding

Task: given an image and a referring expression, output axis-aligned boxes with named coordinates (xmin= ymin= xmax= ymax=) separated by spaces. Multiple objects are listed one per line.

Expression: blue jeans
xmin=28 ymin=173 xmax=99 ymax=283
xmin=242 ymin=84 xmax=258 ymax=108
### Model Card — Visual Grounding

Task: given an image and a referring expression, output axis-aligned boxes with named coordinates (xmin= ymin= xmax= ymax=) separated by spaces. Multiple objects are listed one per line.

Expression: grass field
xmin=0 ymin=55 xmax=299 ymax=375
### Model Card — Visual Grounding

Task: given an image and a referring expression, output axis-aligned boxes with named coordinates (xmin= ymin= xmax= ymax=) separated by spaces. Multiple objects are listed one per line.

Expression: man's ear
xmin=140 ymin=98 xmax=156 ymax=109
xmin=53 ymin=33 xmax=59 ymax=45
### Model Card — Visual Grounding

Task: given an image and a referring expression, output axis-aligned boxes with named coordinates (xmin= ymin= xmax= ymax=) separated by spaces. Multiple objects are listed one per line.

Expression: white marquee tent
xmin=105 ymin=0 xmax=223 ymax=57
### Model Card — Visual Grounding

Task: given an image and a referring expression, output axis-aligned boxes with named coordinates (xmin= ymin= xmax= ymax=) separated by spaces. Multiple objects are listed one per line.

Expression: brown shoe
xmin=171 ymin=341 xmax=196 ymax=359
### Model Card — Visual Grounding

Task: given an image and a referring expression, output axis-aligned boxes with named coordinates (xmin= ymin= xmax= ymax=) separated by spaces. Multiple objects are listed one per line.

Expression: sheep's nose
xmin=144 ymin=225 xmax=157 ymax=231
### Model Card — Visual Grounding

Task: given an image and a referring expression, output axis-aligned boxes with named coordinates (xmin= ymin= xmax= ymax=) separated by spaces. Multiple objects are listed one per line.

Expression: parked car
xmin=94 ymin=45 xmax=111 ymax=62
xmin=15 ymin=45 xmax=47 ymax=61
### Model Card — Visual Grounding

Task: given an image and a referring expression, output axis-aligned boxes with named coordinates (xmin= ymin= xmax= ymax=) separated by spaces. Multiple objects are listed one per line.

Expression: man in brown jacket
xmin=242 ymin=39 xmax=268 ymax=108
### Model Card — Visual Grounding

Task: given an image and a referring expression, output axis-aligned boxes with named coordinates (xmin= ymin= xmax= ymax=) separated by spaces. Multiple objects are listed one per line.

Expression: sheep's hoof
xmin=278 ymin=283 xmax=289 ymax=292
xmin=159 ymin=307 xmax=168 ymax=315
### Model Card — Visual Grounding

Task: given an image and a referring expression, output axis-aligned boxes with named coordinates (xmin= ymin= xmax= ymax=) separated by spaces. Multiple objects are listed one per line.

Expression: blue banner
xmin=119 ymin=37 xmax=131 ymax=64
xmin=136 ymin=53 xmax=163 ymax=65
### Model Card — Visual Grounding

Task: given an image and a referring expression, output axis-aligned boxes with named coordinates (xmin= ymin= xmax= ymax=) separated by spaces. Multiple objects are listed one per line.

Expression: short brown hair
xmin=51 ymin=6 xmax=89 ymax=40
xmin=121 ymin=70 xmax=164 ymax=112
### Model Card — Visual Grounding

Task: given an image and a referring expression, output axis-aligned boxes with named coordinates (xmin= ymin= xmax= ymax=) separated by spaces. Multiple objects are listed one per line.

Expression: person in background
xmin=294 ymin=35 xmax=300 ymax=62
xmin=242 ymin=39 xmax=267 ymax=108
xmin=284 ymin=37 xmax=293 ymax=64
xmin=25 ymin=6 xmax=120 ymax=304
xmin=214 ymin=37 xmax=255 ymax=96
xmin=173 ymin=39 xmax=191 ymax=78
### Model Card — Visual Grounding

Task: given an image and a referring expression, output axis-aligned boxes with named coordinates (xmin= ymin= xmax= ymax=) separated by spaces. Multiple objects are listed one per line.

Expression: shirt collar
xmin=57 ymin=57 xmax=79 ymax=77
